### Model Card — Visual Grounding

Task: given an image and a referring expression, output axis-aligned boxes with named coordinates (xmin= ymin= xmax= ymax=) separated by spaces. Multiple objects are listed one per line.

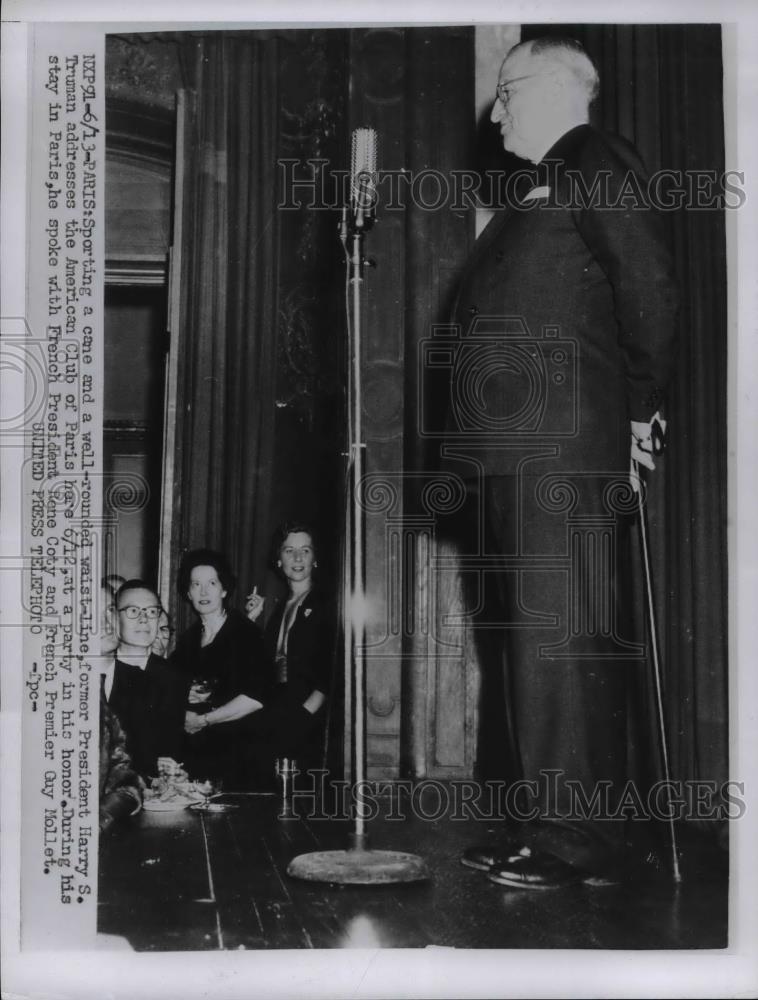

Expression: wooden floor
xmin=98 ymin=791 xmax=728 ymax=952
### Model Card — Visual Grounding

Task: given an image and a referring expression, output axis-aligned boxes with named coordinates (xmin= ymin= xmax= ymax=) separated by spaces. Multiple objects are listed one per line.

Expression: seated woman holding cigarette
xmin=245 ymin=523 xmax=333 ymax=781
xmin=170 ymin=548 xmax=272 ymax=789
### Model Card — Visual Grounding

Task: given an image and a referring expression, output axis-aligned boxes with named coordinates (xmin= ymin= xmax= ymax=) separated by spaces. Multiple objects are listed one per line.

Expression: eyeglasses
xmin=495 ymin=72 xmax=544 ymax=104
xmin=118 ymin=605 xmax=163 ymax=620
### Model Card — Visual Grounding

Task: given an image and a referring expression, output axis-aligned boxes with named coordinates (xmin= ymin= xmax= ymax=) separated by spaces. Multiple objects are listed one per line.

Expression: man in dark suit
xmin=106 ymin=580 xmax=187 ymax=778
xmin=444 ymin=36 xmax=678 ymax=888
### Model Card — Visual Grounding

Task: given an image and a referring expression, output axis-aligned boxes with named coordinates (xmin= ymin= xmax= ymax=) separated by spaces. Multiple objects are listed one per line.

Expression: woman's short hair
xmin=177 ymin=548 xmax=236 ymax=600
xmin=270 ymin=521 xmax=317 ymax=567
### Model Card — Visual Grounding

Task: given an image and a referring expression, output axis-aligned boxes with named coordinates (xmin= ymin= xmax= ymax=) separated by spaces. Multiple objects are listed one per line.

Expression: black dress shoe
xmin=487 ymin=849 xmax=583 ymax=890
xmin=460 ymin=839 xmax=529 ymax=872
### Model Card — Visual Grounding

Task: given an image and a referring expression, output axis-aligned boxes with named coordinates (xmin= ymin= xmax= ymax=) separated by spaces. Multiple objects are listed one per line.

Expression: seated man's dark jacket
xmin=108 ymin=654 xmax=186 ymax=778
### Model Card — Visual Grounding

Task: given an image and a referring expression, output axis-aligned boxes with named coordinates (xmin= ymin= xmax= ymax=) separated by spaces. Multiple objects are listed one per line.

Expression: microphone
xmin=350 ymin=127 xmax=378 ymax=230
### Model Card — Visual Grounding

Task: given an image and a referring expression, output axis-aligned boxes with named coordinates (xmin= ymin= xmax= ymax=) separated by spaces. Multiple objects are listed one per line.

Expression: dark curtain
xmin=400 ymin=27 xmax=476 ymax=776
xmin=170 ymin=34 xmax=280 ymax=628
xmin=522 ymin=25 xmax=729 ymax=796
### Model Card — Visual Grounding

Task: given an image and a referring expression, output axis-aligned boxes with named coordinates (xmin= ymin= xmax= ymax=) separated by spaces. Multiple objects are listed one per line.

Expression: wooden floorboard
xmin=99 ymin=809 xmax=221 ymax=950
xmin=98 ymin=792 xmax=728 ymax=951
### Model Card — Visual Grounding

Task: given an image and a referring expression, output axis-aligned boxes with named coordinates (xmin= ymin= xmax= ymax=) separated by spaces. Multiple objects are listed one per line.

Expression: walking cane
xmin=632 ymin=421 xmax=682 ymax=883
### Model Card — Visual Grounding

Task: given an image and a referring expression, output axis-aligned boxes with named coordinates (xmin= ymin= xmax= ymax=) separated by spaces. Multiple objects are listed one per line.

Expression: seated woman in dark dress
xmin=245 ymin=523 xmax=333 ymax=780
xmin=170 ymin=548 xmax=272 ymax=789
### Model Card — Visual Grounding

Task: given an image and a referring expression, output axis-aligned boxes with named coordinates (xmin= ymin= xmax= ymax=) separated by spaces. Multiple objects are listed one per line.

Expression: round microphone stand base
xmin=287 ymin=847 xmax=428 ymax=885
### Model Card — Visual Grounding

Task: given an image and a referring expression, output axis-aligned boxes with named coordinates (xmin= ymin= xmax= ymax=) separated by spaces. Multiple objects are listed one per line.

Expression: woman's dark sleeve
xmin=229 ymin=613 xmax=274 ymax=704
xmin=311 ymin=608 xmax=335 ymax=693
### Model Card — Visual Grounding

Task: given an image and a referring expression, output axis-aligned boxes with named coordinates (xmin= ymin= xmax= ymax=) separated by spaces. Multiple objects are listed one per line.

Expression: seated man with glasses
xmin=103 ymin=579 xmax=187 ymax=779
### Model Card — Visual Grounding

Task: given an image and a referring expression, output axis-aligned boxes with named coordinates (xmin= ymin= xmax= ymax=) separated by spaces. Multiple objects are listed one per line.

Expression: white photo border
xmin=2 ymin=1 xmax=757 ymax=997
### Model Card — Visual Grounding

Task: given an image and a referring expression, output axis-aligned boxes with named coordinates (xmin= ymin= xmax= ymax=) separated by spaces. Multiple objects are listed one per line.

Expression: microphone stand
xmin=287 ymin=201 xmax=428 ymax=885
xmin=348 ymin=221 xmax=368 ymax=851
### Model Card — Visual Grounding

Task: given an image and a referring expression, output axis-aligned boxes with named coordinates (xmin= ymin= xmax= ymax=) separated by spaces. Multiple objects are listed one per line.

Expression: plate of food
xmin=143 ymin=760 xmax=205 ymax=811
xmin=188 ymin=801 xmax=237 ymax=813
xmin=143 ymin=792 xmax=203 ymax=812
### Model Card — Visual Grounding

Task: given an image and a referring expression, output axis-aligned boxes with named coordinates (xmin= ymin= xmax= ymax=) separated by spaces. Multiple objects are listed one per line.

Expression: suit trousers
xmin=448 ymin=468 xmax=640 ymax=875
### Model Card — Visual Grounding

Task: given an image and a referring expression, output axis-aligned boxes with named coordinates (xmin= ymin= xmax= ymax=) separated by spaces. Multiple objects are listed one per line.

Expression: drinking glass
xmin=194 ymin=777 xmax=222 ymax=811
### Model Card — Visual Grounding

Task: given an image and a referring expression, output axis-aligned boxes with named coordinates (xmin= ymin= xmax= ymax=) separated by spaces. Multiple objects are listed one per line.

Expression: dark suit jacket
xmin=263 ymin=590 xmax=333 ymax=706
xmin=108 ymin=654 xmax=186 ymax=777
xmin=445 ymin=124 xmax=679 ymax=477
xmin=143 ymin=654 xmax=188 ymax=762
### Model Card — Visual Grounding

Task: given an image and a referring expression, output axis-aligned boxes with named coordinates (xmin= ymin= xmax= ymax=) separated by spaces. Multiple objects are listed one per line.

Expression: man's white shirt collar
xmin=117 ymin=650 xmax=150 ymax=669
xmin=101 ymin=660 xmax=115 ymax=701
